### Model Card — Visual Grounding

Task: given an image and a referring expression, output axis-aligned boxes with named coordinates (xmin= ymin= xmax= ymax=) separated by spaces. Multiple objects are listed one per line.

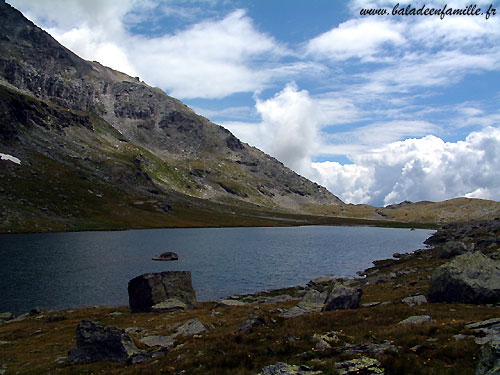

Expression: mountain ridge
xmin=1 ymin=1 xmax=499 ymax=233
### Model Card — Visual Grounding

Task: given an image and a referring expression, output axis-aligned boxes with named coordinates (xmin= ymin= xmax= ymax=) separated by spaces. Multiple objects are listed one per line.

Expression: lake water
xmin=0 ymin=226 xmax=433 ymax=315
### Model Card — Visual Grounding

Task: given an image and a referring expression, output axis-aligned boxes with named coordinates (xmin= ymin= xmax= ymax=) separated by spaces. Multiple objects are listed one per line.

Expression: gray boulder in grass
xmin=67 ymin=320 xmax=140 ymax=364
xmin=323 ymin=283 xmax=362 ymax=311
xmin=128 ymin=271 xmax=196 ymax=313
xmin=428 ymin=252 xmax=500 ymax=304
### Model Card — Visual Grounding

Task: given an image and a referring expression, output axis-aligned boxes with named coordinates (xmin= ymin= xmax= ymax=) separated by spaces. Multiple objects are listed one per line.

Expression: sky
xmin=8 ymin=0 xmax=500 ymax=206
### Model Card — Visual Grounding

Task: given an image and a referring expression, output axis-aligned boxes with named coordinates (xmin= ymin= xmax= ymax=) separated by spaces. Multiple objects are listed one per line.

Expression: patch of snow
xmin=0 ymin=153 xmax=21 ymax=165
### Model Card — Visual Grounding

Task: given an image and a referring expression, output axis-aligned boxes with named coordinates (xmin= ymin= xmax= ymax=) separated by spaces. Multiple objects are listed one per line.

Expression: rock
xmin=0 ymin=312 xmax=13 ymax=321
xmin=152 ymin=251 xmax=179 ymax=261
xmin=151 ymin=298 xmax=188 ymax=312
xmin=312 ymin=331 xmax=344 ymax=350
xmin=257 ymin=362 xmax=323 ymax=375
xmin=341 ymin=341 xmax=397 ymax=355
xmin=300 ymin=288 xmax=329 ymax=306
xmin=29 ymin=307 xmax=45 ymax=316
xmin=362 ymin=302 xmax=381 ymax=308
xmin=323 ymin=283 xmax=362 ymax=311
xmin=398 ymin=315 xmax=432 ymax=325
xmin=172 ymin=318 xmax=206 ymax=337
xmin=263 ymin=295 xmax=294 ymax=304
xmin=335 ymin=357 xmax=384 ymax=375
xmin=280 ymin=305 xmax=319 ymax=319
xmin=307 ymin=276 xmax=334 ymax=292
xmin=437 ymin=241 xmax=468 ymax=259
xmin=128 ymin=271 xmax=196 ymax=313
xmin=67 ymin=320 xmax=141 ymax=364
xmin=466 ymin=318 xmax=500 ymax=341
xmin=216 ymin=299 xmax=247 ymax=307
xmin=476 ymin=335 xmax=500 ymax=375
xmin=280 ymin=288 xmax=326 ymax=318
xmin=10 ymin=313 xmax=29 ymax=322
xmin=48 ymin=313 xmax=66 ymax=322
xmin=428 ymin=252 xmax=500 ymax=304
xmin=237 ymin=314 xmax=265 ymax=333
xmin=402 ymin=295 xmax=428 ymax=306
xmin=453 ymin=334 xmax=468 ymax=341
xmin=140 ymin=335 xmax=174 ymax=348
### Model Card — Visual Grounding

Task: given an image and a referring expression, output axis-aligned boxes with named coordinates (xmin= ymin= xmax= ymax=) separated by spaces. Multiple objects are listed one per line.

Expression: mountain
xmin=0 ymin=1 xmax=346 ymax=232
xmin=1 ymin=2 xmax=499 ymax=233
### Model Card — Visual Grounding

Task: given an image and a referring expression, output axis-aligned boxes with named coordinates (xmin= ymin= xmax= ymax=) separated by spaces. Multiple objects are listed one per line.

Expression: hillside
xmin=0 ymin=1 xmax=346 ymax=232
xmin=0 ymin=1 xmax=499 ymax=233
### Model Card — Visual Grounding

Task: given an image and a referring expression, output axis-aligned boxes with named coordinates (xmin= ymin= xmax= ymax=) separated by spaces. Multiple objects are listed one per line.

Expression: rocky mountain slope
xmin=1 ymin=1 xmax=498 ymax=233
xmin=0 ymin=1 xmax=346 ymax=232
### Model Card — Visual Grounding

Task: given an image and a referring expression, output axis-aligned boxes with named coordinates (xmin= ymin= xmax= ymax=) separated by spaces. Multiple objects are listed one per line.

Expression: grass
xmin=1 ymin=245 xmax=497 ymax=375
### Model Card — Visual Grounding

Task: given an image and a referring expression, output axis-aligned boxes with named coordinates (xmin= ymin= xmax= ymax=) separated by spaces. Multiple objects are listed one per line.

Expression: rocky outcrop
xmin=257 ymin=362 xmax=323 ymax=375
xmin=398 ymin=315 xmax=432 ymax=325
xmin=171 ymin=318 xmax=206 ymax=337
xmin=128 ymin=271 xmax=196 ymax=313
xmin=237 ymin=315 xmax=266 ymax=333
xmin=281 ymin=281 xmax=361 ymax=318
xmin=402 ymin=295 xmax=427 ymax=306
xmin=476 ymin=335 xmax=500 ymax=375
xmin=150 ymin=298 xmax=187 ymax=313
xmin=436 ymin=241 xmax=468 ymax=259
xmin=67 ymin=320 xmax=141 ymax=364
xmin=428 ymin=252 xmax=500 ymax=304
xmin=334 ymin=357 xmax=384 ymax=375
xmin=140 ymin=335 xmax=174 ymax=349
xmin=323 ymin=284 xmax=362 ymax=311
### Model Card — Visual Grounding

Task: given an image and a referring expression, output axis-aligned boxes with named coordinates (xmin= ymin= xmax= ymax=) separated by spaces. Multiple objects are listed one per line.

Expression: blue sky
xmin=9 ymin=0 xmax=500 ymax=206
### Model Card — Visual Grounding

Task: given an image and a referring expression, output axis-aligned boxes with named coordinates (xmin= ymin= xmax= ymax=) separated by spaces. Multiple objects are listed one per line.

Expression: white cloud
xmin=306 ymin=18 xmax=405 ymax=61
xmin=9 ymin=1 xmax=289 ymax=99
xmin=313 ymin=127 xmax=500 ymax=206
xmin=253 ymin=83 xmax=323 ymax=175
xmin=131 ymin=9 xmax=286 ymax=98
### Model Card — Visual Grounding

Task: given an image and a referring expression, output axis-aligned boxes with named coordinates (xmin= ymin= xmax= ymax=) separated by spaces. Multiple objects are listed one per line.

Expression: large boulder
xmin=323 ymin=283 xmax=362 ymax=311
xmin=476 ymin=335 xmax=500 ymax=375
xmin=437 ymin=241 xmax=468 ymax=259
xmin=428 ymin=252 xmax=500 ymax=304
xmin=128 ymin=271 xmax=196 ymax=313
xmin=67 ymin=320 xmax=141 ymax=364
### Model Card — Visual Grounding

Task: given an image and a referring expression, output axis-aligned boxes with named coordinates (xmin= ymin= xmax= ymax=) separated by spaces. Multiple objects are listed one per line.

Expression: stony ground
xmin=1 ymin=222 xmax=499 ymax=375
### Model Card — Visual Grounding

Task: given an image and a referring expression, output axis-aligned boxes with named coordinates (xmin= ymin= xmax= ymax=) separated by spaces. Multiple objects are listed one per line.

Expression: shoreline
xmin=1 ymin=220 xmax=498 ymax=374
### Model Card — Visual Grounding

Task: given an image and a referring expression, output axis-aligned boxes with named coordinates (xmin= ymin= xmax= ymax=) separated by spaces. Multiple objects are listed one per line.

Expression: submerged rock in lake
xmin=67 ymin=320 xmax=141 ymax=364
xmin=128 ymin=271 xmax=196 ymax=313
xmin=152 ymin=251 xmax=179 ymax=261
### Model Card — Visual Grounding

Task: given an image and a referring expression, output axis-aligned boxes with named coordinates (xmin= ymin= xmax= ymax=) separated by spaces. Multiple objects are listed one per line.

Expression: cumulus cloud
xmin=313 ymin=127 xmax=500 ymax=206
xmin=306 ymin=19 xmax=405 ymax=62
xmin=131 ymin=9 xmax=284 ymax=98
xmin=254 ymin=83 xmax=324 ymax=175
